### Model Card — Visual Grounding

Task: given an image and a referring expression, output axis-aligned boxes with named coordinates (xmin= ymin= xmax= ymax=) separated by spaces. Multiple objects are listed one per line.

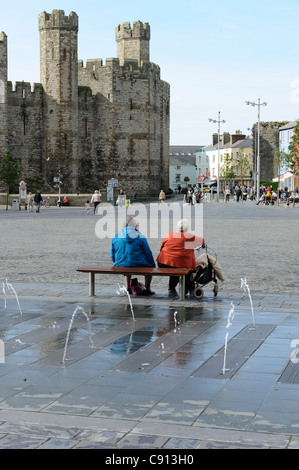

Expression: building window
xmin=289 ymin=131 xmax=293 ymax=143
xmin=281 ymin=133 xmax=285 ymax=143
xmin=177 ymin=165 xmax=181 ymax=170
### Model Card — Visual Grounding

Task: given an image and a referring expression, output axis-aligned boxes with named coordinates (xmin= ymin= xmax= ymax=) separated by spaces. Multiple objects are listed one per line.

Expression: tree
xmin=274 ymin=149 xmax=289 ymax=205
xmin=235 ymin=147 xmax=250 ymax=187
xmin=183 ymin=176 xmax=190 ymax=185
xmin=221 ymin=152 xmax=235 ymax=188
xmin=287 ymin=122 xmax=299 ymax=177
xmin=0 ymin=149 xmax=20 ymax=210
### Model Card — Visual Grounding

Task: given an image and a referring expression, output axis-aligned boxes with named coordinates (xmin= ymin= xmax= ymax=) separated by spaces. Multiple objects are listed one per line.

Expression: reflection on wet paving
xmin=0 ymin=300 xmax=223 ymax=372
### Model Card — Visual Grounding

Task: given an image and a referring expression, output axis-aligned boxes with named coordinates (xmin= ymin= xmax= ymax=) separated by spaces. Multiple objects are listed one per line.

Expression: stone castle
xmin=0 ymin=10 xmax=170 ymax=195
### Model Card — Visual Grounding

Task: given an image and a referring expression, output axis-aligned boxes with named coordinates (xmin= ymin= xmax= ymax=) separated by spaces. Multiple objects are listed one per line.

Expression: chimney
xmin=230 ymin=131 xmax=246 ymax=145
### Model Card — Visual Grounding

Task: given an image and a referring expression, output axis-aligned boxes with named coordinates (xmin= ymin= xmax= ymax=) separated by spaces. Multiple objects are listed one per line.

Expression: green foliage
xmin=0 ymin=149 xmax=20 ymax=188
xmin=221 ymin=152 xmax=235 ymax=183
xmin=0 ymin=149 xmax=21 ymax=210
xmin=287 ymin=122 xmax=299 ymax=176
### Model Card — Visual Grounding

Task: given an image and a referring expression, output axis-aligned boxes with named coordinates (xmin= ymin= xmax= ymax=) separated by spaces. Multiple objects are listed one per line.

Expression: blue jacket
xmin=110 ymin=226 xmax=155 ymax=267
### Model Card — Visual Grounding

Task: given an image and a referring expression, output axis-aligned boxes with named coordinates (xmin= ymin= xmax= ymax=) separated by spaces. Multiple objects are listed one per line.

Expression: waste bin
xmin=12 ymin=199 xmax=19 ymax=211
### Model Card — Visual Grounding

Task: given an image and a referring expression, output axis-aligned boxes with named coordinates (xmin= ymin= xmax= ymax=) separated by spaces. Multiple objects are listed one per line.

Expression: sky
xmin=1 ymin=0 xmax=299 ymax=146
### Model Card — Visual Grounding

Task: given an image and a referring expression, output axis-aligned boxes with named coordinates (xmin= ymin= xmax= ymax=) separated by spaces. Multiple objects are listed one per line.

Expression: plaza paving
xmin=0 ymin=199 xmax=299 ymax=449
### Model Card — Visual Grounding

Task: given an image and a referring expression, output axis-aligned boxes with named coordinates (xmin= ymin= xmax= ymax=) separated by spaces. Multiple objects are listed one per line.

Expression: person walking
xmin=26 ymin=192 xmax=34 ymax=213
xmin=159 ymin=190 xmax=166 ymax=204
xmin=225 ymin=187 xmax=230 ymax=202
xmin=34 ymin=190 xmax=43 ymax=213
xmin=91 ymin=190 xmax=102 ymax=214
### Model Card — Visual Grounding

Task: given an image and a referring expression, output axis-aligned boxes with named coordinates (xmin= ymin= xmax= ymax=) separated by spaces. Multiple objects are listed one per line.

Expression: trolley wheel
xmin=213 ymin=284 xmax=218 ymax=297
xmin=192 ymin=287 xmax=204 ymax=299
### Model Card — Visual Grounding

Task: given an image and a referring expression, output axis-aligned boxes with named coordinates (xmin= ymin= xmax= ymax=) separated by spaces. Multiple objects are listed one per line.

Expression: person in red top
xmin=157 ymin=219 xmax=205 ymax=297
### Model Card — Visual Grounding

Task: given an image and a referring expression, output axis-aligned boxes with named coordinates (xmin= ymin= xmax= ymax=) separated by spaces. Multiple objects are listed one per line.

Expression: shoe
xmin=142 ymin=289 xmax=155 ymax=296
xmin=168 ymin=289 xmax=177 ymax=298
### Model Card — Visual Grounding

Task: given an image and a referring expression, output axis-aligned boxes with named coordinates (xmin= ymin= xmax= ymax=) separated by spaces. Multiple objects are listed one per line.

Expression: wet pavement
xmin=0 ymin=282 xmax=299 ymax=450
xmin=1 ymin=201 xmax=299 ymax=450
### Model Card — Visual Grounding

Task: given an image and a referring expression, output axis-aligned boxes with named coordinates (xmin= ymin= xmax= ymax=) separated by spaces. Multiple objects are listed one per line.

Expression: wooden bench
xmin=77 ymin=266 xmax=191 ymax=300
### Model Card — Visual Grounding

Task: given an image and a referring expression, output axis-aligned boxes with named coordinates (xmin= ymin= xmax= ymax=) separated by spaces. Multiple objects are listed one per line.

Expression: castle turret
xmin=116 ymin=21 xmax=150 ymax=66
xmin=39 ymin=10 xmax=79 ymax=191
xmin=0 ymin=32 xmax=8 ymax=154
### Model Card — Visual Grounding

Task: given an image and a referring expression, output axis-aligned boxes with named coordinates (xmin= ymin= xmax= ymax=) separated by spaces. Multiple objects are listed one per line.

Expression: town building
xmin=169 ymin=146 xmax=202 ymax=189
xmin=196 ymin=132 xmax=253 ymax=190
xmin=276 ymin=119 xmax=299 ymax=190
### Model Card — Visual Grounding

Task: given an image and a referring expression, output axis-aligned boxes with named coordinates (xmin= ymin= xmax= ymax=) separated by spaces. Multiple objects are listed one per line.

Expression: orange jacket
xmin=156 ymin=232 xmax=205 ymax=271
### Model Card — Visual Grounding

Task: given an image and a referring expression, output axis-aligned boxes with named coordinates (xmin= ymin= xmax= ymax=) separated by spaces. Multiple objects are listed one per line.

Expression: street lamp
xmin=209 ymin=111 xmax=226 ymax=201
xmin=246 ymin=99 xmax=267 ymax=203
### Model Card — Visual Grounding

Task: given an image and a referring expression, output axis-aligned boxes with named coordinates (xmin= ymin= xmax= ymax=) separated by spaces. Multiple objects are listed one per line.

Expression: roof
xmin=169 ymin=145 xmax=203 ymax=156
xmin=202 ymin=138 xmax=253 ymax=151
xmin=170 ymin=155 xmax=196 ymax=166
xmin=224 ymin=138 xmax=253 ymax=149
xmin=279 ymin=120 xmax=299 ymax=131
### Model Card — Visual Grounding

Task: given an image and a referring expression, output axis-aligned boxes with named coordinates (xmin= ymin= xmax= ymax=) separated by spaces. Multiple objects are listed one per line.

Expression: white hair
xmin=176 ymin=219 xmax=189 ymax=232
xmin=123 ymin=217 xmax=139 ymax=229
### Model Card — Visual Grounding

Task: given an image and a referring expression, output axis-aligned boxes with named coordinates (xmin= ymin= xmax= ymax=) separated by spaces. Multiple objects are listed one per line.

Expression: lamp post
xmin=209 ymin=111 xmax=225 ymax=202
xmin=246 ymin=99 xmax=267 ymax=203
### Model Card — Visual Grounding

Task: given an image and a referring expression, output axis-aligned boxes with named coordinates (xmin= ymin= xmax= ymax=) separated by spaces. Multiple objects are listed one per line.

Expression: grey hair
xmin=123 ymin=217 xmax=139 ymax=229
xmin=176 ymin=219 xmax=189 ymax=232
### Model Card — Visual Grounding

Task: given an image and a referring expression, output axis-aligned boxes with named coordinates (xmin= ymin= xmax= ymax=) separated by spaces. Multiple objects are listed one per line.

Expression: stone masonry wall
xmin=0 ymin=11 xmax=170 ymax=197
xmin=252 ymin=121 xmax=289 ymax=181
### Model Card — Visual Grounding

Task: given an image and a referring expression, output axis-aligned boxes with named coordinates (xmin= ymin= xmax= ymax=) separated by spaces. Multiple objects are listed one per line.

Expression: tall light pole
xmin=246 ymin=99 xmax=267 ymax=203
xmin=209 ymin=111 xmax=226 ymax=202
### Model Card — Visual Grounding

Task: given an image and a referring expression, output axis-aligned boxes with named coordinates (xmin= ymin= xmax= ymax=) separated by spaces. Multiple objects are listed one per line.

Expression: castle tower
xmin=39 ymin=10 xmax=79 ymax=191
xmin=116 ymin=21 xmax=150 ymax=66
xmin=0 ymin=32 xmax=8 ymax=154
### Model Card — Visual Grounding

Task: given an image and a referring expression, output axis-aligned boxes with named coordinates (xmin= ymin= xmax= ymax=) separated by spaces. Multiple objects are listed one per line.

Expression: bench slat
xmin=77 ymin=266 xmax=191 ymax=276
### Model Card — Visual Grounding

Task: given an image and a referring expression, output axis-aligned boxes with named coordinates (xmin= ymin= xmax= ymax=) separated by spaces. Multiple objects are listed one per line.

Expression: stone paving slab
xmin=1 ymin=202 xmax=299 ymax=450
xmin=0 ymin=284 xmax=299 ymax=449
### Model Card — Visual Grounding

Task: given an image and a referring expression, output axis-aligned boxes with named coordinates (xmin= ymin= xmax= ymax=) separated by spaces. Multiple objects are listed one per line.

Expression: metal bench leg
xmin=179 ymin=276 xmax=185 ymax=300
xmin=89 ymin=272 xmax=95 ymax=296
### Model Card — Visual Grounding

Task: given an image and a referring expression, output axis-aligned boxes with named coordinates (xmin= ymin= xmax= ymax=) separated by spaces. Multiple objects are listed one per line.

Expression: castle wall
xmin=0 ymin=32 xmax=8 ymax=154
xmin=7 ymin=82 xmax=44 ymax=180
xmin=78 ymin=56 xmax=170 ymax=195
xmin=0 ymin=11 xmax=170 ymax=197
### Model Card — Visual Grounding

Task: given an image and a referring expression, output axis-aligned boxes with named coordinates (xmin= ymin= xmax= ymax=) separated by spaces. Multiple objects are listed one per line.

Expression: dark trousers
xmin=158 ymin=262 xmax=192 ymax=291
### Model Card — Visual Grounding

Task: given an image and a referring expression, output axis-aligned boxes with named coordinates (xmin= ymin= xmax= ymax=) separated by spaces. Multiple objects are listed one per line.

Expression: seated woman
xmin=157 ymin=219 xmax=205 ymax=296
xmin=110 ymin=217 xmax=155 ymax=295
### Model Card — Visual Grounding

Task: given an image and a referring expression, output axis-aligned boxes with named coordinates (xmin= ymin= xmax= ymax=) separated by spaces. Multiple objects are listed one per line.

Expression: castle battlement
xmin=116 ymin=21 xmax=150 ymax=41
xmin=0 ymin=32 xmax=7 ymax=44
xmin=38 ymin=10 xmax=78 ymax=32
xmin=7 ymin=81 xmax=44 ymax=99
xmin=0 ymin=10 xmax=170 ymax=197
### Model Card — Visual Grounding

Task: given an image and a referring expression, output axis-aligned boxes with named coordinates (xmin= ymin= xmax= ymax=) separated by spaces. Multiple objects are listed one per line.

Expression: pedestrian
xmin=110 ymin=216 xmax=155 ymax=295
xmin=26 ymin=192 xmax=34 ymax=213
xmin=84 ymin=200 xmax=90 ymax=214
xmin=91 ymin=190 xmax=102 ymax=214
xmin=34 ymin=190 xmax=43 ymax=213
xmin=225 ymin=187 xmax=230 ymax=202
xmin=117 ymin=189 xmax=126 ymax=207
xmin=159 ymin=190 xmax=166 ymax=204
